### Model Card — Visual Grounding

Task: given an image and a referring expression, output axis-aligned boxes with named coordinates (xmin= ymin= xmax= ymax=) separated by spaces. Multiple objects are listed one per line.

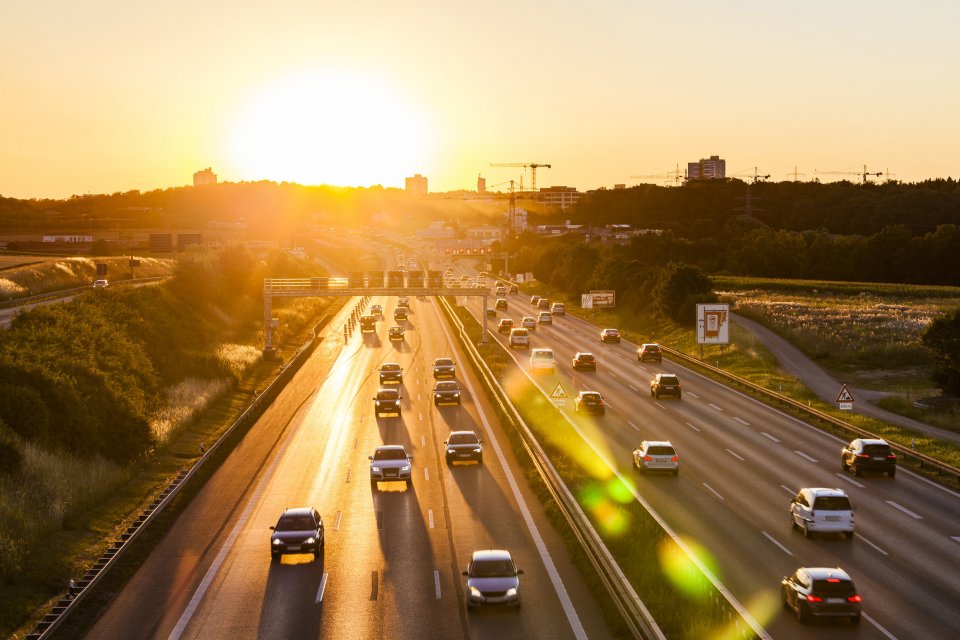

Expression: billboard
xmin=588 ymin=290 xmax=616 ymax=308
xmin=697 ymin=303 xmax=730 ymax=344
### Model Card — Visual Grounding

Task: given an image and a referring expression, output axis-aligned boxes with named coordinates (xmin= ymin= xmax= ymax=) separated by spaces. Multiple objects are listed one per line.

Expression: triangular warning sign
xmin=836 ymin=384 xmax=854 ymax=403
xmin=550 ymin=383 xmax=567 ymax=399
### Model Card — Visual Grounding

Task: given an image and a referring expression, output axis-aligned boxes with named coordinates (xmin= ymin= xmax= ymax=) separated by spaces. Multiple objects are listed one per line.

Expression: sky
xmin=2 ymin=1 xmax=959 ymax=199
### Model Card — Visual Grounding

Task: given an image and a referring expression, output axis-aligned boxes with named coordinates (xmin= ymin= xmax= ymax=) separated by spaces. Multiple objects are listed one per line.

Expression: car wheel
xmin=370 ymin=480 xmax=378 ymax=491
xmin=888 ymin=468 xmax=896 ymax=478
xmin=271 ymin=552 xmax=280 ymax=562
xmin=853 ymin=462 xmax=862 ymax=477
xmin=655 ymin=391 xmax=661 ymax=399
xmin=802 ymin=523 xmax=811 ymax=538
xmin=405 ymin=479 xmax=412 ymax=488
xmin=791 ymin=515 xmax=798 ymax=530
xmin=446 ymin=456 xmax=452 ymax=466
xmin=477 ymin=455 xmax=483 ymax=465
xmin=676 ymin=392 xmax=682 ymax=400
xmin=851 ymin=614 xmax=861 ymax=625
xmin=841 ymin=458 xmax=848 ymax=472
xmin=797 ymin=602 xmax=810 ymax=623
xmin=672 ymin=468 xmax=678 ymax=476
xmin=845 ymin=530 xmax=854 ymax=539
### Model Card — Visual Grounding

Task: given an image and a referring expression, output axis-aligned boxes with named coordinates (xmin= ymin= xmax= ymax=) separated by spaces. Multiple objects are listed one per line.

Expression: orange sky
xmin=2 ymin=1 xmax=959 ymax=199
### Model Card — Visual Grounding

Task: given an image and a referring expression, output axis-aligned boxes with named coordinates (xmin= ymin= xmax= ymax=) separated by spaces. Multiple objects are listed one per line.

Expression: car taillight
xmin=857 ymin=453 xmax=870 ymax=458
xmin=887 ymin=453 xmax=897 ymax=459
xmin=848 ymin=595 xmax=862 ymax=603
xmin=670 ymin=456 xmax=678 ymax=462
xmin=802 ymin=594 xmax=823 ymax=602
xmin=643 ymin=455 xmax=653 ymax=461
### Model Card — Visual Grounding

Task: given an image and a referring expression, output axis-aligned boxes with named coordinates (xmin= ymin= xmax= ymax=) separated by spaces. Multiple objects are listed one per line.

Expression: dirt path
xmin=731 ymin=313 xmax=960 ymax=446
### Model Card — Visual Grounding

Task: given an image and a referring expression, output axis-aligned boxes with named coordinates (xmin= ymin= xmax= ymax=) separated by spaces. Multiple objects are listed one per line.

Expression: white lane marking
xmin=760 ymin=432 xmax=780 ymax=443
xmin=703 ymin=482 xmax=725 ymax=501
xmin=780 ymin=484 xmax=794 ymax=495
xmin=334 ymin=511 xmax=342 ymax=531
xmin=726 ymin=448 xmax=745 ymax=462
xmin=315 ymin=572 xmax=329 ymax=603
xmin=732 ymin=416 xmax=750 ymax=426
xmin=428 ymin=509 xmax=435 ymax=529
xmin=708 ymin=403 xmax=723 ymax=411
xmin=417 ymin=394 xmax=421 ymax=402
xmin=863 ymin=612 xmax=898 ymax=640
xmin=345 ymin=468 xmax=351 ymax=483
xmin=434 ymin=569 xmax=442 ymax=600
xmin=424 ymin=467 xmax=430 ymax=481
xmin=654 ymin=401 xmax=666 ymax=410
xmin=793 ymin=450 xmax=818 ymax=463
xmin=628 ymin=421 xmax=641 ymax=431
xmin=686 ymin=391 xmax=700 ymax=399
xmin=608 ymin=371 xmax=618 ymax=379
xmin=855 ymin=533 xmax=889 ymax=556
xmin=761 ymin=531 xmax=793 ymax=556
xmin=685 ymin=421 xmax=701 ymax=432
xmin=628 ymin=385 xmax=639 ymax=392
xmin=603 ymin=400 xmax=613 ymax=409
xmin=886 ymin=500 xmax=923 ymax=519
xmin=834 ymin=472 xmax=865 ymax=488
xmin=421 ymin=436 xmax=426 ymax=446
xmin=169 ymin=400 xmax=299 ymax=640
xmin=419 ymin=411 xmax=423 ymax=421
xmin=434 ymin=302 xmax=589 ymax=640
xmin=951 ymin=536 xmax=960 ymax=544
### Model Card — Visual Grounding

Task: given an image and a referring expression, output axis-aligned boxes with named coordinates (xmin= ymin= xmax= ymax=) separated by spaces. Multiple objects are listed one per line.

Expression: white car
xmin=633 ymin=440 xmax=679 ymax=475
xmin=520 ymin=316 xmax=537 ymax=330
xmin=509 ymin=327 xmax=529 ymax=349
xmin=529 ymin=348 xmax=555 ymax=373
xmin=790 ymin=488 xmax=854 ymax=538
xmin=92 ymin=279 xmax=109 ymax=288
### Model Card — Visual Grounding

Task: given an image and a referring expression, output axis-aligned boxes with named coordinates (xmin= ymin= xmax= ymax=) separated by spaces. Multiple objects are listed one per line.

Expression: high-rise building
xmin=193 ymin=167 xmax=217 ymax=186
xmin=477 ymin=175 xmax=486 ymax=193
xmin=687 ymin=155 xmax=726 ymax=181
xmin=539 ymin=186 xmax=581 ymax=209
xmin=405 ymin=173 xmax=428 ymax=195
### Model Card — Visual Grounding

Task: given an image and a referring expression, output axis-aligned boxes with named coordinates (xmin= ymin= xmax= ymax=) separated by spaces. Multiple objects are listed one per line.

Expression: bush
xmin=0 ymin=422 xmax=23 ymax=476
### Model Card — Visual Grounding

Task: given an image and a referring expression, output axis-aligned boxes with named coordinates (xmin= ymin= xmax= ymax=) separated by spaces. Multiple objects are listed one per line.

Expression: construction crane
xmin=814 ymin=165 xmax=883 ymax=184
xmin=786 ymin=166 xmax=805 ymax=182
xmin=490 ymin=162 xmax=552 ymax=193
xmin=732 ymin=166 xmax=770 ymax=183
xmin=630 ymin=164 xmax=683 ymax=186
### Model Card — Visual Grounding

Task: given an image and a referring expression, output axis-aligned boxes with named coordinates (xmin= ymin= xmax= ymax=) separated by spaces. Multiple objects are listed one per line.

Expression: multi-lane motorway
xmin=82 ymin=288 xmax=612 ymax=639
xmin=455 ymin=265 xmax=960 ymax=640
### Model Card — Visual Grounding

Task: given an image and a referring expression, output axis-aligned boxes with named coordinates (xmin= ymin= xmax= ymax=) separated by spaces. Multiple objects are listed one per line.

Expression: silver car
xmin=633 ymin=440 xmax=679 ymax=475
xmin=369 ymin=445 xmax=413 ymax=489
xmin=463 ymin=549 xmax=523 ymax=608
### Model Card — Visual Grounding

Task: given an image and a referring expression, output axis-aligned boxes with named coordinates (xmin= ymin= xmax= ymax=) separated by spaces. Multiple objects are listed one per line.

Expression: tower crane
xmin=630 ymin=164 xmax=683 ymax=186
xmin=732 ymin=166 xmax=770 ymax=183
xmin=490 ymin=162 xmax=552 ymax=193
xmin=814 ymin=165 xmax=882 ymax=184
xmin=786 ymin=166 xmax=805 ymax=182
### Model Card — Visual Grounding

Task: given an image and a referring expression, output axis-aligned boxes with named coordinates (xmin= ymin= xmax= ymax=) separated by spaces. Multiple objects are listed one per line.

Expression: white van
xmin=509 ymin=327 xmax=529 ymax=349
xmin=550 ymin=302 xmax=565 ymax=316
xmin=529 ymin=348 xmax=556 ymax=373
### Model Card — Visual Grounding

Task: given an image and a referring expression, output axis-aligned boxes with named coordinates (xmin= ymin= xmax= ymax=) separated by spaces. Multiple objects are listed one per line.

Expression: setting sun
xmin=226 ymin=70 xmax=433 ymax=187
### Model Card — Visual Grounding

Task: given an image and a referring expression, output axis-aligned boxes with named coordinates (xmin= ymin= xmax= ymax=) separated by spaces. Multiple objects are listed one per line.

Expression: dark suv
xmin=781 ymin=567 xmax=861 ymax=624
xmin=841 ymin=438 xmax=896 ymax=477
xmin=574 ymin=391 xmax=605 ymax=415
xmin=373 ymin=387 xmax=402 ymax=417
xmin=379 ymin=362 xmax=403 ymax=385
xmin=650 ymin=374 xmax=681 ymax=399
xmin=270 ymin=507 xmax=324 ymax=561
xmin=637 ymin=343 xmax=662 ymax=363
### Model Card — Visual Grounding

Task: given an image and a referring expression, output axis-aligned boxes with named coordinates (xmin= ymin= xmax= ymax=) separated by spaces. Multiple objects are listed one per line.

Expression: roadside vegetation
xmin=0 ymin=245 xmax=334 ymax=638
xmin=0 ymin=255 xmax=173 ymax=301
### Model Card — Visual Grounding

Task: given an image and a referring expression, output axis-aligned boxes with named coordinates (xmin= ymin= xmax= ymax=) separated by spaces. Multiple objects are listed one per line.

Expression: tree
xmin=921 ymin=308 xmax=960 ymax=396
xmin=653 ymin=262 xmax=716 ymax=326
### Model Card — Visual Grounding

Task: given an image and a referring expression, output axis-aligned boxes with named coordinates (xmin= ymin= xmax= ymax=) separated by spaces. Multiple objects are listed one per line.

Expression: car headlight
xmin=375 ymin=401 xmax=381 ymax=405
xmin=304 ymin=537 xmax=315 ymax=545
xmin=272 ymin=538 xmax=282 ymax=545
xmin=435 ymin=393 xmax=442 ymax=398
xmin=473 ymin=447 xmax=481 ymax=453
xmin=453 ymin=392 xmax=460 ymax=397
xmin=469 ymin=586 xmax=482 ymax=597
xmin=401 ymin=464 xmax=411 ymax=472
xmin=506 ymin=587 xmax=518 ymax=597
xmin=371 ymin=465 xmax=381 ymax=473
xmin=447 ymin=448 xmax=456 ymax=454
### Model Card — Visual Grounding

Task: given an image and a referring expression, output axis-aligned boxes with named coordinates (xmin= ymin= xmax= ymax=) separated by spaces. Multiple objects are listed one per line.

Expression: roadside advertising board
xmin=697 ymin=303 xmax=730 ymax=344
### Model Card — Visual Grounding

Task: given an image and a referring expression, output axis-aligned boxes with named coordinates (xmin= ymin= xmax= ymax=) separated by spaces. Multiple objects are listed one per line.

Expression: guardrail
xmin=437 ymin=296 xmax=664 ymax=640
xmin=661 ymin=346 xmax=960 ymax=483
xmin=23 ymin=304 xmax=343 ymax=639
xmin=0 ymin=276 xmax=167 ymax=310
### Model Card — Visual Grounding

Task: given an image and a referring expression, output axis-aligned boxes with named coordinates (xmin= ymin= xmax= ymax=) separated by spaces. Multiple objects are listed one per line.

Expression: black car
xmin=270 ymin=507 xmax=324 ymax=561
xmin=379 ymin=362 xmax=403 ymax=385
xmin=398 ymin=297 xmax=409 ymax=307
xmin=650 ymin=373 xmax=681 ymax=399
xmin=495 ymin=298 xmax=508 ymax=311
xmin=444 ymin=430 xmax=483 ymax=464
xmin=574 ymin=391 xmax=605 ymax=415
xmin=388 ymin=326 xmax=405 ymax=342
xmin=572 ymin=352 xmax=597 ymax=371
xmin=374 ymin=387 xmax=402 ymax=416
xmin=509 ymin=284 xmax=518 ymax=294
xmin=433 ymin=357 xmax=456 ymax=379
xmin=394 ymin=308 xmax=408 ymax=321
xmin=637 ymin=343 xmax=662 ymax=363
xmin=433 ymin=380 xmax=462 ymax=406
xmin=781 ymin=567 xmax=861 ymax=624
xmin=497 ymin=319 xmax=515 ymax=334
xmin=841 ymin=438 xmax=896 ymax=477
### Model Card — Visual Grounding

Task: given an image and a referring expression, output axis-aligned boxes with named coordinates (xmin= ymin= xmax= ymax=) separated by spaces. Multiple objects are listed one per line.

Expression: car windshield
xmin=813 ymin=496 xmax=852 ymax=510
xmin=579 ymin=354 xmax=594 ymax=361
xmin=644 ymin=345 xmax=660 ymax=351
xmin=862 ymin=444 xmax=891 ymax=455
xmin=374 ymin=448 xmax=406 ymax=460
xmin=276 ymin=515 xmax=314 ymax=531
xmin=581 ymin=394 xmax=601 ymax=402
xmin=534 ymin=351 xmax=553 ymax=360
xmin=382 ymin=364 xmax=400 ymax=371
xmin=471 ymin=559 xmax=515 ymax=577
xmin=448 ymin=433 xmax=478 ymax=444
xmin=377 ymin=390 xmax=399 ymax=399
xmin=436 ymin=382 xmax=458 ymax=391
xmin=435 ymin=359 xmax=453 ymax=366
xmin=647 ymin=446 xmax=675 ymax=455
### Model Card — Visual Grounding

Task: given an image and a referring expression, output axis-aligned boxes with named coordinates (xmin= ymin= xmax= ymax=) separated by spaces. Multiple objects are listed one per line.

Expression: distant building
xmin=687 ymin=155 xmax=726 ymax=181
xmin=42 ymin=234 xmax=93 ymax=243
xmin=613 ymin=183 xmax=626 ymax=190
xmin=510 ymin=208 xmax=528 ymax=233
xmin=539 ymin=186 xmax=581 ymax=209
xmin=193 ymin=167 xmax=217 ymax=186
xmin=405 ymin=173 xmax=428 ymax=195
xmin=467 ymin=226 xmax=501 ymax=241
xmin=477 ymin=175 xmax=486 ymax=193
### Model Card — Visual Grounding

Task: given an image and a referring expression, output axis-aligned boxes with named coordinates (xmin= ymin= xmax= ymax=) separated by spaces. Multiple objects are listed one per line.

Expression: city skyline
xmin=2 ymin=1 xmax=958 ymax=199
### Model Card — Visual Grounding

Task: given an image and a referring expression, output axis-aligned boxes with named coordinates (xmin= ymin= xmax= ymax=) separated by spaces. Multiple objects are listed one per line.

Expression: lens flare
xmin=657 ymin=536 xmax=720 ymax=600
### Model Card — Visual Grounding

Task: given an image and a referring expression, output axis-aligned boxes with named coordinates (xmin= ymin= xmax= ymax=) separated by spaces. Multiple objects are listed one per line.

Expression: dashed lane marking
xmin=761 ymin=432 xmax=780 ymax=443
xmin=334 ymin=511 xmax=342 ymax=531
xmin=708 ymin=403 xmax=723 ymax=411
xmin=862 ymin=612 xmax=898 ymax=640
xmin=703 ymin=483 xmax=725 ymax=501
xmin=424 ymin=467 xmax=430 ymax=481
xmin=780 ymin=484 xmax=794 ymax=495
xmin=794 ymin=450 xmax=818 ymax=463
xmin=628 ymin=421 xmax=641 ymax=431
xmin=732 ymin=416 xmax=750 ymax=426
xmin=435 ymin=569 xmax=442 ymax=600
xmin=315 ymin=572 xmax=329 ymax=603
xmin=855 ymin=533 xmax=889 ymax=556
xmin=834 ymin=473 xmax=865 ymax=488
xmin=761 ymin=531 xmax=793 ymax=556
xmin=886 ymin=500 xmax=923 ymax=519
xmin=685 ymin=422 xmax=701 ymax=432
xmin=726 ymin=448 xmax=745 ymax=461
xmin=428 ymin=509 xmax=434 ymax=529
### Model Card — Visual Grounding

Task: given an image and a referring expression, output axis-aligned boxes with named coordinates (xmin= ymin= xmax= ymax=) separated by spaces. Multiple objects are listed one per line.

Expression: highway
xmin=454 ymin=265 xmax=960 ymax=640
xmin=82 ymin=287 xmax=612 ymax=639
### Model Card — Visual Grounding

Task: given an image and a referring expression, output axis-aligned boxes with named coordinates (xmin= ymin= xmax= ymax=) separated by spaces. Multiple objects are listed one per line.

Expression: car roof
xmin=375 ymin=444 xmax=406 ymax=453
xmin=656 ymin=373 xmax=679 ymax=379
xmin=471 ymin=549 xmax=513 ymax=562
xmin=434 ymin=358 xmax=453 ymax=364
xmin=578 ymin=390 xmax=601 ymax=397
xmin=641 ymin=343 xmax=660 ymax=348
xmin=856 ymin=438 xmax=889 ymax=446
xmin=603 ymin=327 xmax=619 ymax=332
xmin=377 ymin=387 xmax=400 ymax=395
xmin=802 ymin=567 xmax=853 ymax=581
xmin=642 ymin=440 xmax=673 ymax=448
xmin=436 ymin=380 xmax=459 ymax=388
xmin=381 ymin=362 xmax=401 ymax=369
xmin=575 ymin=351 xmax=594 ymax=357
xmin=531 ymin=348 xmax=553 ymax=355
xmin=280 ymin=507 xmax=314 ymax=518
xmin=800 ymin=487 xmax=849 ymax=497
xmin=449 ymin=430 xmax=478 ymax=438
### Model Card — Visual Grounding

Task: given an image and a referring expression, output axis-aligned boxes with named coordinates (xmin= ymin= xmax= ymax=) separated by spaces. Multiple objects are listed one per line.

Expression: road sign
xmin=550 ymin=382 xmax=567 ymax=408
xmin=836 ymin=384 xmax=854 ymax=410
xmin=697 ymin=303 xmax=730 ymax=344
xmin=581 ymin=294 xmax=593 ymax=309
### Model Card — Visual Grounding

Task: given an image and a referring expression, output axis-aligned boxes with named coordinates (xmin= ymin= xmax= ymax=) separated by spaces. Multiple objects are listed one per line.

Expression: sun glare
xmin=227 ymin=70 xmax=432 ymax=187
